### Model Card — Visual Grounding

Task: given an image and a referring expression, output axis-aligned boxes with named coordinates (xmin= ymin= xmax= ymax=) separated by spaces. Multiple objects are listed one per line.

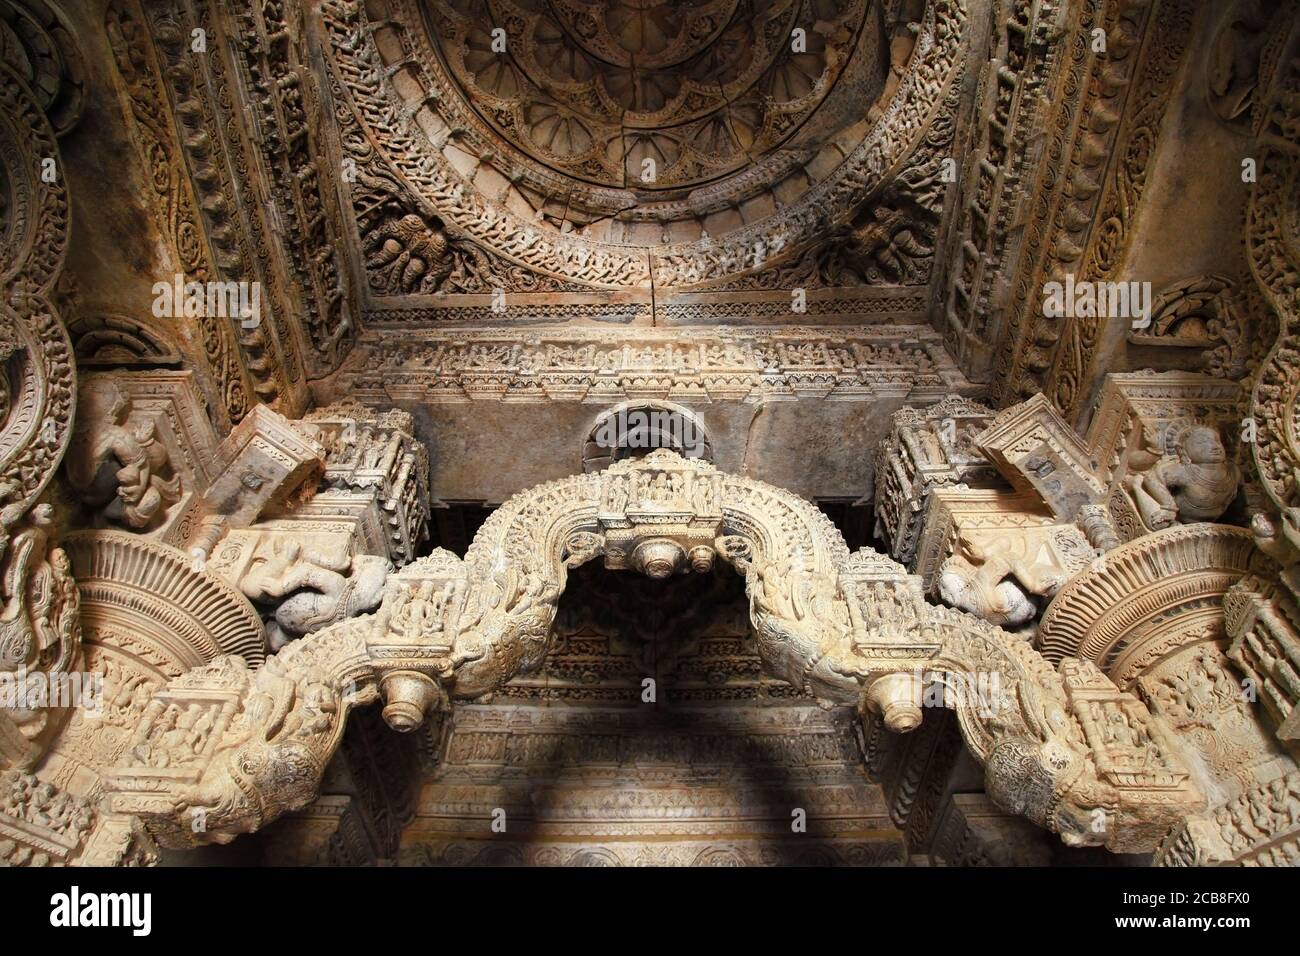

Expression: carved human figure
xmin=1124 ymin=425 xmax=1239 ymax=529
xmin=392 ymin=579 xmax=457 ymax=638
xmin=0 ymin=501 xmax=78 ymax=686
xmin=239 ymin=540 xmax=389 ymax=650
xmin=65 ymin=379 xmax=180 ymax=531
xmin=390 ymin=581 xmax=432 ymax=637
xmin=1102 ymin=707 xmax=1140 ymax=749
xmin=692 ymin=475 xmax=716 ymax=514
xmin=509 ymin=570 xmax=558 ymax=616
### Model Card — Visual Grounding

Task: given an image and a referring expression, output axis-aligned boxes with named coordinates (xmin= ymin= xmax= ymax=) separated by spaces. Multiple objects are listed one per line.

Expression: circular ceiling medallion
xmin=324 ymin=0 xmax=965 ymax=285
xmin=435 ymin=0 xmax=867 ymax=194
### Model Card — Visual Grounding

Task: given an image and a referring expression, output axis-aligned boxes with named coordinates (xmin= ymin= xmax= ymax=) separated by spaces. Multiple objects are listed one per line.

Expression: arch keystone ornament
xmin=104 ymin=452 xmax=1202 ymax=855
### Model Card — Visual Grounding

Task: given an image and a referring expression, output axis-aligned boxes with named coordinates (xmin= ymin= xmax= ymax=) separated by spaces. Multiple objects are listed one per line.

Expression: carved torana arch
xmin=107 ymin=451 xmax=1203 ymax=854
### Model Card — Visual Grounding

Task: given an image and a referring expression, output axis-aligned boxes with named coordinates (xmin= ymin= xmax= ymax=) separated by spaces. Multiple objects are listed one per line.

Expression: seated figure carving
xmin=65 ymin=379 xmax=180 ymax=531
xmin=1124 ymin=424 xmax=1239 ymax=530
xmin=239 ymin=540 xmax=389 ymax=651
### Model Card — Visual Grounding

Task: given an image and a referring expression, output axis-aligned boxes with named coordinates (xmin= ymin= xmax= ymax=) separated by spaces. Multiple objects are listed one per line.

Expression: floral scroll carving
xmin=0 ymin=39 xmax=81 ymax=772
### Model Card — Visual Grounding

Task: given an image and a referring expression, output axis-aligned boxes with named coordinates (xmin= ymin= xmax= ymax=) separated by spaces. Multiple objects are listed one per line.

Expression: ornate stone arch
xmin=68 ymin=311 xmax=184 ymax=369
xmin=582 ymin=401 xmax=713 ymax=472
xmin=410 ymin=450 xmax=856 ymax=702
xmin=111 ymin=451 xmax=1203 ymax=855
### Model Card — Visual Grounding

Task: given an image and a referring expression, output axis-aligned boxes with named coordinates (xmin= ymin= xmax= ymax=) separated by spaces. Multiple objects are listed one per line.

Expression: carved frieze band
xmin=992 ymin=0 xmax=1196 ymax=415
xmin=344 ymin=326 xmax=976 ymax=404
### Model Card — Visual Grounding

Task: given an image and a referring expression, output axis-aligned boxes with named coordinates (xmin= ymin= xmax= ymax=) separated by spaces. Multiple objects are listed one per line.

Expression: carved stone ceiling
xmin=325 ymin=0 xmax=955 ymax=308
xmin=309 ymin=0 xmax=969 ymax=506
xmin=428 ymin=0 xmax=879 ymax=216
xmin=10 ymin=0 xmax=1300 ymax=873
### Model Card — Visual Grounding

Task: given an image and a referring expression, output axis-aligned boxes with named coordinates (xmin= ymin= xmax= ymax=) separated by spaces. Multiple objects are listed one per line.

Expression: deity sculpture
xmin=0 ymin=490 xmax=78 ymax=680
xmin=1124 ymin=424 xmax=1239 ymax=529
xmin=65 ymin=379 xmax=180 ymax=531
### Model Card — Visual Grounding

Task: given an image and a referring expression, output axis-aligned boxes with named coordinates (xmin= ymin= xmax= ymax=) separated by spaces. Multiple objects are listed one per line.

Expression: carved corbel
xmin=884 ymin=612 xmax=1202 ymax=852
xmin=715 ymin=461 xmax=1203 ymax=851
xmin=188 ymin=403 xmax=432 ymax=653
xmin=100 ymin=551 xmax=455 ymax=848
xmin=365 ymin=552 xmax=464 ymax=729
xmin=1037 ymin=522 xmax=1291 ymax=817
xmin=872 ymin=396 xmax=1001 ymax=565
xmin=743 ymin=547 xmax=1205 ymax=851
xmin=202 ymin=404 xmax=325 ymax=529
xmin=105 ymin=620 xmax=378 ymax=847
xmin=293 ymin=402 xmax=432 ymax=566
xmin=165 ymin=402 xmax=328 ymax=571
xmin=974 ymin=392 xmax=1104 ymax=521
xmin=875 ymin=398 xmax=1098 ymax=628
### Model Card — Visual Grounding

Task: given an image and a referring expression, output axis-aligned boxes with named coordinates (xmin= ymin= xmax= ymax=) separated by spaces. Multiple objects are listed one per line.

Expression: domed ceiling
xmin=322 ymin=0 xmax=965 ymax=298
xmin=432 ymin=0 xmax=873 ymax=200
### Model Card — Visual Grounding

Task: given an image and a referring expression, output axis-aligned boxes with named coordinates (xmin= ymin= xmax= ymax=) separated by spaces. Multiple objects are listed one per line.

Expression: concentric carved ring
xmin=1036 ymin=524 xmax=1272 ymax=685
xmin=0 ymin=59 xmax=74 ymax=513
xmin=325 ymin=0 xmax=968 ymax=285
